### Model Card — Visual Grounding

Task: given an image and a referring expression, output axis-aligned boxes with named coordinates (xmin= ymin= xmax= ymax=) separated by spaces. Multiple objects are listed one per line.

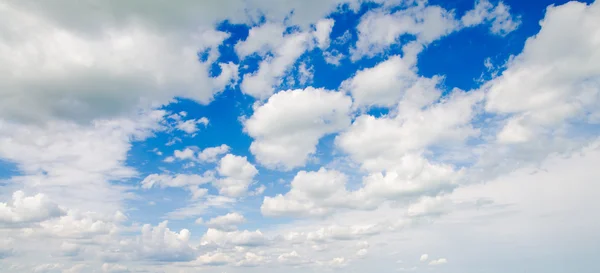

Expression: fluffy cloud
xmin=461 ymin=0 xmax=521 ymax=35
xmin=0 ymin=2 xmax=236 ymax=124
xmin=0 ymin=191 xmax=65 ymax=225
xmin=0 ymin=110 xmax=167 ymax=214
xmin=214 ymin=154 xmax=259 ymax=197
xmin=352 ymin=0 xmax=519 ymax=60
xmin=485 ymin=0 xmax=600 ymax=143
xmin=195 ymin=251 xmax=234 ymax=266
xmin=314 ymin=19 xmax=335 ymax=49
xmin=101 ymin=263 xmax=129 ymax=273
xmin=342 ymin=54 xmax=441 ymax=108
xmin=140 ymin=172 xmax=214 ymax=189
xmin=337 ymin=89 xmax=482 ymax=172
xmin=245 ymin=87 xmax=352 ymax=169
xmin=136 ymin=221 xmax=195 ymax=262
xmin=238 ymin=23 xmax=313 ymax=98
xmin=203 ymin=212 xmax=246 ymax=231
xmin=198 ymin=144 xmax=231 ymax=163
xmin=428 ymin=258 xmax=448 ymax=265
xmin=262 ymin=168 xmax=352 ymax=217
xmin=175 ymin=117 xmax=210 ymax=134
xmin=262 ymin=159 xmax=459 ymax=218
xmin=352 ymin=3 xmax=459 ymax=59
xmin=200 ymin=228 xmax=268 ymax=247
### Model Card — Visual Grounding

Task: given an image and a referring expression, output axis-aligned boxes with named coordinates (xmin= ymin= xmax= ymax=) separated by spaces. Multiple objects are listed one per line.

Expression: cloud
xmin=140 ymin=172 xmax=214 ymax=189
xmin=238 ymin=24 xmax=316 ymax=98
xmin=175 ymin=117 xmax=210 ymax=135
xmin=419 ymin=254 xmax=429 ymax=262
xmin=245 ymin=87 xmax=352 ymax=169
xmin=428 ymin=258 xmax=447 ymax=265
xmin=214 ymin=154 xmax=259 ymax=197
xmin=0 ymin=110 xmax=168 ymax=214
xmin=201 ymin=229 xmax=268 ymax=247
xmin=314 ymin=19 xmax=335 ymax=50
xmin=342 ymin=54 xmax=441 ymax=108
xmin=204 ymin=212 xmax=246 ymax=231
xmin=0 ymin=191 xmax=65 ymax=226
xmin=0 ymin=2 xmax=235 ymax=124
xmin=195 ymin=252 xmax=234 ymax=266
xmin=352 ymin=4 xmax=459 ymax=60
xmin=135 ymin=221 xmax=196 ymax=262
xmin=101 ymin=263 xmax=129 ymax=273
xmin=461 ymin=0 xmax=521 ymax=35
xmin=198 ymin=144 xmax=231 ymax=163
xmin=484 ymin=0 xmax=600 ymax=144
xmin=336 ymin=89 xmax=482 ymax=172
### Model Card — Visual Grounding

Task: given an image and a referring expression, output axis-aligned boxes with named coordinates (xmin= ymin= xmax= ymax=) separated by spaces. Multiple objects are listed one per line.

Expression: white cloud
xmin=0 ymin=110 xmax=167 ymax=214
xmin=235 ymin=22 xmax=286 ymax=58
xmin=0 ymin=191 xmax=65 ymax=225
xmin=313 ymin=19 xmax=335 ymax=49
xmin=236 ymin=252 xmax=268 ymax=267
xmin=278 ymin=251 xmax=306 ymax=265
xmin=101 ymin=263 xmax=129 ymax=273
xmin=173 ymin=147 xmax=196 ymax=161
xmin=245 ymin=87 xmax=352 ymax=169
xmin=336 ymin=89 xmax=483 ymax=172
xmin=37 ymin=210 xmax=119 ymax=238
xmin=0 ymin=2 xmax=235 ymax=124
xmin=205 ymin=212 xmax=246 ymax=231
xmin=342 ymin=54 xmax=441 ymax=108
xmin=135 ymin=221 xmax=195 ymax=262
xmin=240 ymin=30 xmax=315 ymax=98
xmin=352 ymin=1 xmax=519 ymax=60
xmin=175 ymin=117 xmax=209 ymax=134
xmin=428 ymin=258 xmax=447 ymax=265
xmin=198 ymin=144 xmax=231 ymax=163
xmin=262 ymin=168 xmax=351 ymax=217
xmin=485 ymin=0 xmax=600 ymax=144
xmin=201 ymin=228 xmax=268 ymax=247
xmin=214 ymin=154 xmax=259 ymax=197
xmin=352 ymin=4 xmax=459 ymax=60
xmin=419 ymin=254 xmax=429 ymax=262
xmin=196 ymin=251 xmax=234 ymax=266
xmin=262 ymin=157 xmax=459 ymax=218
xmin=141 ymin=172 xmax=213 ymax=189
xmin=461 ymin=0 xmax=521 ymax=36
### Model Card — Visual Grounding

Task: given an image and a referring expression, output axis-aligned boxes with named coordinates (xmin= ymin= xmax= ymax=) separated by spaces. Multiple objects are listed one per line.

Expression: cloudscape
xmin=1 ymin=0 xmax=599 ymax=272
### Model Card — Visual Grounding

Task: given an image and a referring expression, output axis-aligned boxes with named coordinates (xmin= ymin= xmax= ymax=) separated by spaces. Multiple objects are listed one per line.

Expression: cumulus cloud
xmin=198 ymin=144 xmax=231 ymax=163
xmin=352 ymin=4 xmax=459 ymax=60
xmin=428 ymin=258 xmax=448 ymax=265
xmin=239 ymin=25 xmax=315 ymax=98
xmin=175 ymin=117 xmax=210 ymax=135
xmin=201 ymin=228 xmax=268 ymax=247
xmin=0 ymin=191 xmax=65 ymax=225
xmin=461 ymin=0 xmax=521 ymax=35
xmin=342 ymin=54 xmax=441 ymax=108
xmin=204 ymin=212 xmax=246 ymax=231
xmin=214 ymin=154 xmax=259 ymax=197
xmin=0 ymin=2 xmax=236 ymax=124
xmin=314 ymin=19 xmax=335 ymax=49
xmin=485 ymin=0 xmax=600 ymax=144
xmin=135 ymin=221 xmax=195 ymax=262
xmin=245 ymin=87 xmax=352 ymax=169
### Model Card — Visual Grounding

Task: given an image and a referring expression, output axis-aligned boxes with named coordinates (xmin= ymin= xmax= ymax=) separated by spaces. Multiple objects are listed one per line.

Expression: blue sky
xmin=1 ymin=0 xmax=599 ymax=272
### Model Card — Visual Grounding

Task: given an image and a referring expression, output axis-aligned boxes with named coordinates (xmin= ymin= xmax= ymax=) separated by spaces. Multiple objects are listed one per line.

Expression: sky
xmin=0 ymin=0 xmax=599 ymax=272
